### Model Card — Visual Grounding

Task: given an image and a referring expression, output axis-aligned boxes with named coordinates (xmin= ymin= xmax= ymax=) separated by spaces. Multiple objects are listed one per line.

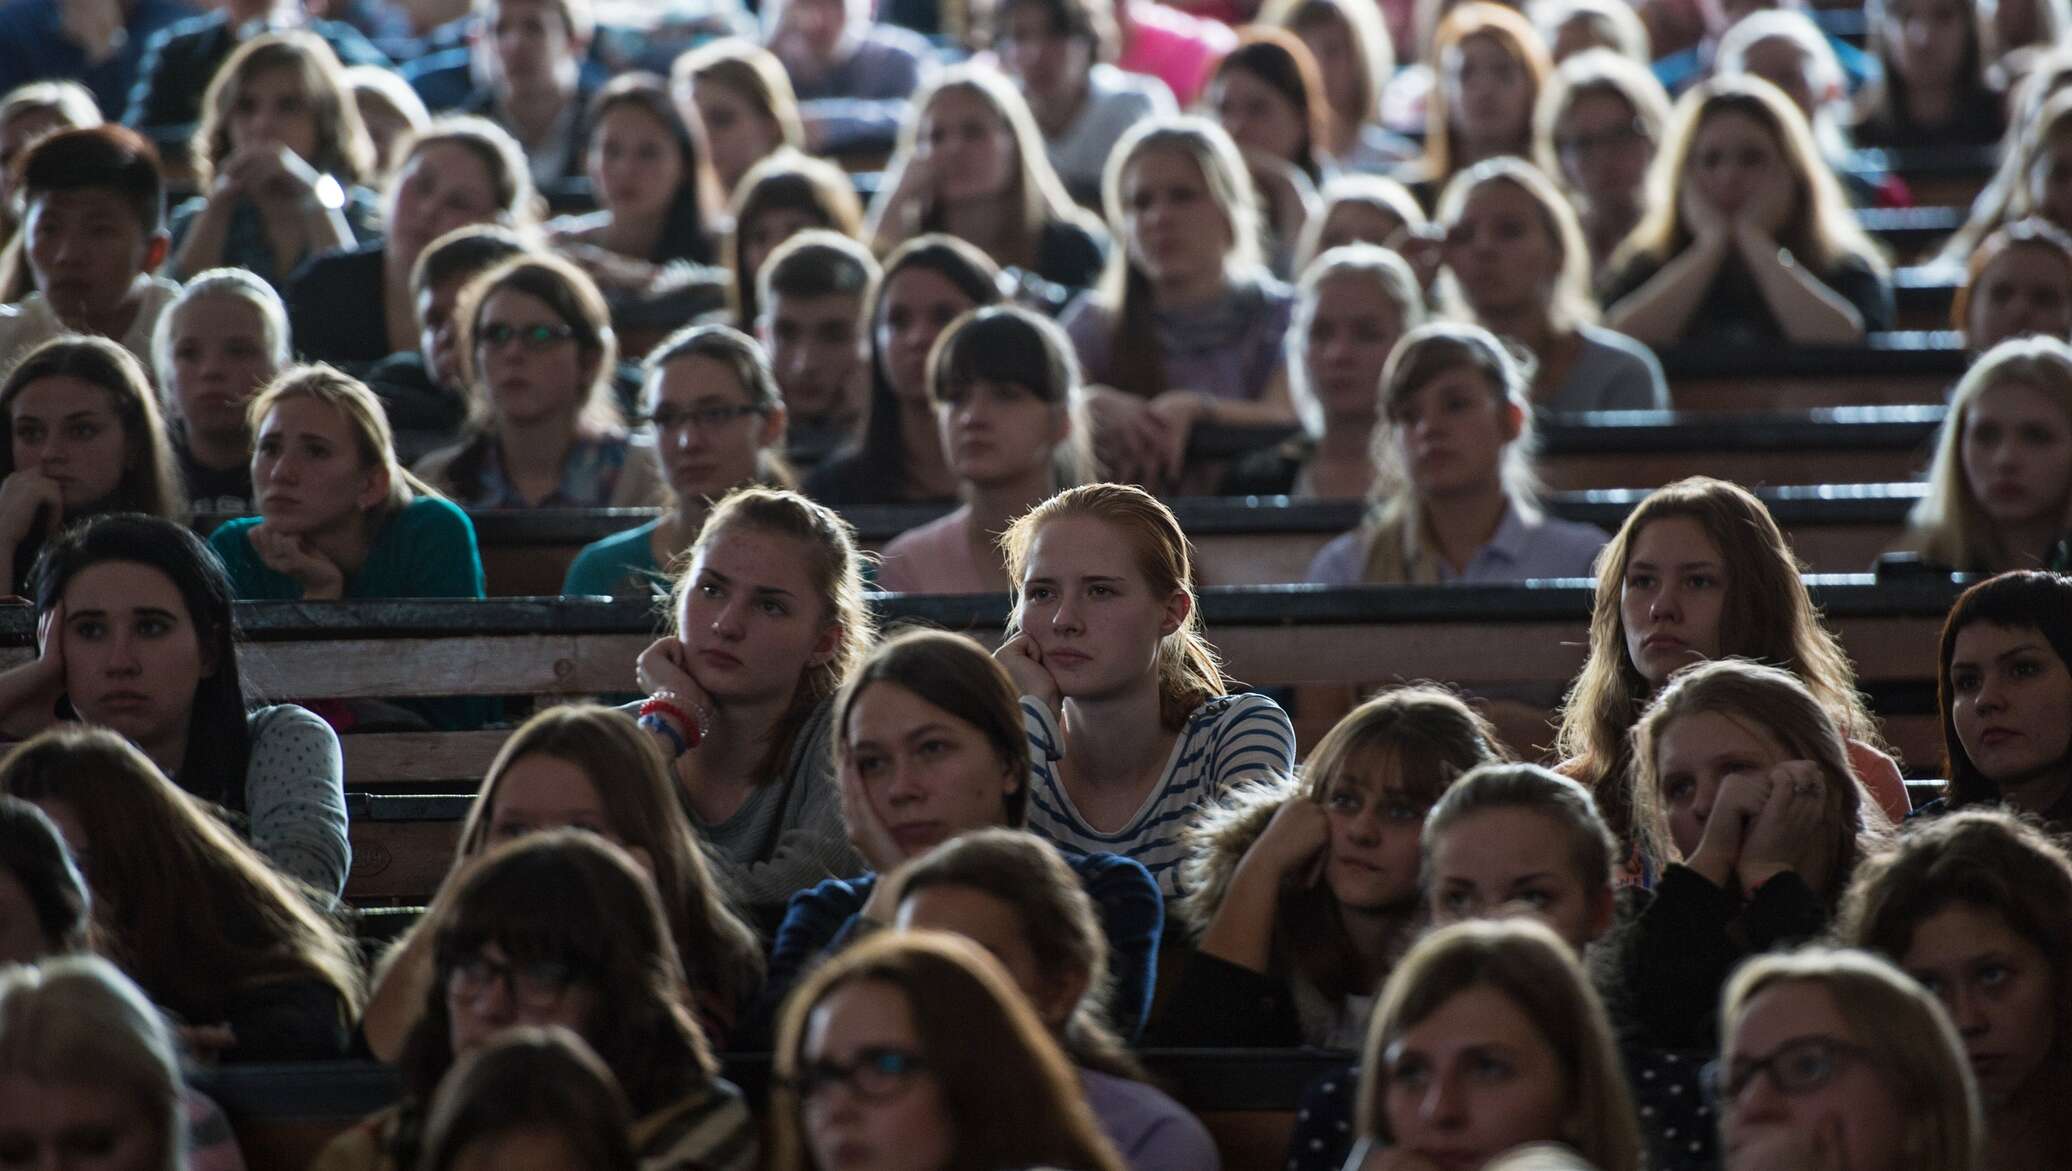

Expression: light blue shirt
xmin=1306 ymin=502 xmax=1607 ymax=585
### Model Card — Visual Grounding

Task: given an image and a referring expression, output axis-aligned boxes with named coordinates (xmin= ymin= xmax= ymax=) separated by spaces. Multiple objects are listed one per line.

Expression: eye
xmin=1326 ymin=789 xmax=1362 ymax=812
xmin=1977 ymin=963 xmax=2013 ymax=989
xmin=919 ymin=738 xmax=951 ymax=756
xmin=1440 ymin=888 xmax=1475 ymax=913
xmin=1390 ymin=1055 xmax=1432 ymax=1088
xmin=1024 ymin=584 xmax=1055 ymax=602
xmin=1952 ymin=668 xmax=1982 ymax=693
xmin=68 ymin=617 xmax=106 ymax=639
xmin=853 ymin=752 xmax=886 ymax=776
xmin=1663 ymin=776 xmax=1696 ymax=804
xmin=757 ymin=597 xmax=788 ymax=616
xmin=136 ymin=615 xmax=173 ymax=637
xmin=65 ymin=421 xmax=101 ymax=441
xmin=1685 ymin=573 xmax=1717 ymax=589
xmin=1625 ymin=571 xmax=1656 ymax=590
xmin=1469 ymin=1052 xmax=1515 ymax=1080
xmin=698 ymin=581 xmax=724 ymax=598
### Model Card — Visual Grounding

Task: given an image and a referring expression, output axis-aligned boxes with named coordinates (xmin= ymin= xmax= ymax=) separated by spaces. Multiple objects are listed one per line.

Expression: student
xmin=0 ymin=957 xmax=190 ymax=1171
xmin=1409 ymin=4 xmax=1552 ymax=199
xmin=546 ymin=73 xmax=723 ymax=295
xmin=1953 ymin=221 xmax=2072 ymax=354
xmin=1894 ymin=337 xmax=2072 ymax=574
xmin=1433 ymin=158 xmax=1668 ymax=411
xmin=0 ymin=81 xmax=102 ymax=305
xmin=1534 ymin=49 xmax=1670 ymax=279
xmin=1062 ymin=118 xmax=1297 ymax=490
xmin=1925 ymin=571 xmax=2072 ymax=826
xmin=415 ymin=254 xmax=661 ymax=509
xmin=756 ymin=230 xmax=879 ymax=471
xmin=893 ymin=828 xmax=1217 ymax=1171
xmin=1852 ymin=0 xmax=2003 ymax=149
xmin=1420 ymin=762 xmax=1621 ymax=953
xmin=459 ymin=0 xmax=597 ymax=188
xmin=1840 ymin=809 xmax=2072 ymax=1171
xmin=1346 ymin=919 xmax=1644 ymax=1171
xmin=1715 ymin=10 xmax=1893 ymax=207
xmin=1611 ymin=657 xmax=1891 ymax=1052
xmin=1938 ymin=59 xmax=2072 ymax=268
xmin=211 ymin=366 xmax=485 ymax=610
xmin=285 ymin=116 xmax=537 ymax=366
xmin=0 ymin=336 xmax=186 ymax=593
xmin=1307 ymin=323 xmax=1609 ymax=585
xmin=1265 ymin=0 xmax=1419 ymax=174
xmin=0 ymin=726 xmax=363 ymax=1060
xmin=152 ymin=269 xmax=291 ymax=514
xmin=1603 ymin=77 xmax=1893 ymax=348
xmin=362 ymin=704 xmax=765 ymax=1060
xmin=564 ymin=326 xmax=793 ymax=599
xmin=1553 ymin=476 xmax=1912 ymax=858
xmin=768 ymin=931 xmax=1128 ymax=1171
xmin=989 ymin=0 xmax=1176 ymax=203
xmin=1715 ymin=948 xmax=1981 ymax=1171
xmin=725 ymin=151 xmax=865 ymax=333
xmin=1161 ymin=687 xmax=1507 ymax=1049
xmin=344 ymin=65 xmax=431 ymax=177
xmin=165 ymin=32 xmax=379 ymax=289
xmin=997 ymin=483 xmax=1297 ymax=894
xmin=1221 ymin=245 xmax=1425 ymax=501
xmin=672 ymin=38 xmax=805 ymax=199
xmin=1203 ymin=31 xmax=1327 ymax=278
xmin=1288 ymin=174 xmax=1430 ymax=279
xmin=805 ymin=236 xmax=1002 ymax=511
xmin=418 ymin=1028 xmax=640 ymax=1171
xmin=0 ymin=126 xmax=177 ymax=372
xmin=876 ymin=305 xmax=1084 ymax=594
xmin=763 ymin=0 xmax=934 ymax=156
xmin=314 ymin=832 xmax=755 ymax=1171
xmin=633 ymin=487 xmax=876 ymax=925
xmin=0 ymin=797 xmax=88 ymax=965
xmin=867 ymin=67 xmax=1108 ymax=295
xmin=761 ymin=632 xmax=1160 ymax=1037
xmin=1533 ymin=0 xmax=1651 ymax=63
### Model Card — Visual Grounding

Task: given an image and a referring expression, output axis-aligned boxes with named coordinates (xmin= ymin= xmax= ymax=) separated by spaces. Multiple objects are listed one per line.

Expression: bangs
xmin=437 ymin=848 xmax=618 ymax=976
xmin=934 ymin=312 xmax=1069 ymax=404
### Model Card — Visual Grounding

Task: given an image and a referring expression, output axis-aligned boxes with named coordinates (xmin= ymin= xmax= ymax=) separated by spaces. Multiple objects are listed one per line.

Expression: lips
xmin=890 ymin=822 xmax=947 ymax=853
xmin=1978 ymin=727 xmax=2022 ymax=748
xmin=1643 ymin=634 xmax=1687 ymax=653
xmin=699 ymin=648 xmax=743 ymax=670
xmin=94 ymin=691 xmax=152 ymax=711
xmin=1045 ymin=649 xmax=1091 ymax=669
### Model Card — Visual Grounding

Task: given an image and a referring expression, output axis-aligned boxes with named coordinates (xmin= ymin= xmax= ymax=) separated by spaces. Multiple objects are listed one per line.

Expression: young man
xmin=0 ymin=125 xmax=179 ymax=372
xmin=755 ymin=229 xmax=877 ymax=471
xmin=460 ymin=0 xmax=596 ymax=187
xmin=764 ymin=0 xmax=934 ymax=156
xmin=993 ymin=0 xmax=1174 ymax=202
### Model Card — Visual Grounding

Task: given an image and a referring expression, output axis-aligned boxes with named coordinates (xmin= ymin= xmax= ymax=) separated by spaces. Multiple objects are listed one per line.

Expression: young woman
xmin=0 ymin=512 xmax=350 ymax=896
xmin=632 ymin=486 xmax=877 ymax=926
xmin=1895 ymin=336 xmax=2072 ymax=574
xmin=1532 ymin=0 xmax=1651 ymax=64
xmin=672 ymin=38 xmax=805 ymax=199
xmin=1062 ymin=118 xmax=1298 ymax=490
xmin=1534 ymin=49 xmax=1669 ymax=280
xmin=0 ymin=336 xmax=185 ymax=593
xmin=1221 ymin=244 xmax=1424 ymax=500
xmin=894 ymin=828 xmax=1218 ymax=1170
xmin=361 ymin=704 xmax=766 ymax=1061
xmin=1716 ymin=11 xmax=1895 ymax=208
xmin=0 ymin=726 xmax=363 ymax=1060
xmin=1420 ymin=762 xmax=1620 ymax=953
xmin=1412 ymin=4 xmax=1552 ymax=199
xmin=768 ymin=931 xmax=1128 ymax=1171
xmin=1840 ymin=809 xmax=2072 ymax=1171
xmin=1289 ymin=174 xmax=1430 ymax=278
xmin=1926 ymin=570 xmax=2072 ymax=826
xmin=313 ymin=832 xmax=755 ymax=1171
xmin=1603 ymin=78 xmax=1894 ymax=349
xmin=167 ymin=32 xmax=379 ymax=288
xmin=416 ymin=254 xmax=659 ymax=509
xmin=0 ymin=796 xmax=86 ymax=965
xmin=1347 ymin=918 xmax=1644 ymax=1171
xmin=866 ymin=67 xmax=1108 ymax=295
xmin=1611 ymin=657 xmax=1892 ymax=1052
xmin=1266 ymin=0 xmax=1418 ymax=174
xmin=210 ymin=366 xmax=485 ymax=608
xmin=876 ymin=305 xmax=1084 ymax=593
xmin=1715 ymin=948 xmax=1981 ymax=1171
xmin=726 ymin=151 xmax=865 ymax=331
xmin=1434 ymin=157 xmax=1669 ymax=411
xmin=1852 ymin=0 xmax=2004 ymax=150
xmin=1954 ymin=220 xmax=2072 ymax=353
xmin=1202 ymin=31 xmax=1328 ymax=277
xmin=1553 ymin=476 xmax=1913 ymax=859
xmin=547 ymin=74 xmax=723 ymax=292
xmin=563 ymin=326 xmax=793 ymax=599
xmin=1162 ymin=686 xmax=1507 ymax=1049
xmin=342 ymin=66 xmax=430 ymax=179
xmin=1306 ymin=323 xmax=1609 ymax=585
xmin=1937 ymin=72 xmax=2072 ymax=268
xmin=286 ymin=116 xmax=538 ymax=366
xmin=997 ymin=483 xmax=1297 ymax=895
xmin=0 ymin=956 xmax=188 ymax=1171
xmin=151 ymin=269 xmax=291 ymax=515
xmin=418 ymin=1028 xmax=639 ymax=1171
xmin=804 ymin=235 xmax=1002 ymax=510
xmin=762 ymin=631 xmax=1160 ymax=1039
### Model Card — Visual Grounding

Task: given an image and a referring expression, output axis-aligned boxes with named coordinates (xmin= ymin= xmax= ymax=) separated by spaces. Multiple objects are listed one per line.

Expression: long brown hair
xmin=0 ymin=727 xmax=364 ymax=1031
xmin=1422 ymin=4 xmax=1551 ymax=183
xmin=191 ymin=30 xmax=374 ymax=189
xmin=0 ymin=336 xmax=186 ymax=526
xmin=769 ymin=931 xmax=1128 ymax=1171
xmin=833 ymin=630 xmax=1031 ymax=826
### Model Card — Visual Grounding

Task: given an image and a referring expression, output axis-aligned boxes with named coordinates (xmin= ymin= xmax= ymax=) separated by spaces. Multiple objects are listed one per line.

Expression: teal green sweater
xmin=207 ymin=496 xmax=485 ymax=600
xmin=563 ymin=517 xmax=667 ymax=599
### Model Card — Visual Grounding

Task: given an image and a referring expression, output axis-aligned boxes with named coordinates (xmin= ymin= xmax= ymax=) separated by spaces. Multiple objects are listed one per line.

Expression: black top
xmin=1029 ymin=218 xmax=1109 ymax=293
xmin=359 ymin=350 xmax=469 ymax=465
xmin=283 ymin=242 xmax=389 ymax=367
xmin=458 ymin=77 xmax=599 ymax=184
xmin=1602 ymin=247 xmax=1894 ymax=347
xmin=1854 ymin=90 xmax=2006 ymax=151
xmin=1219 ymin=437 xmax=1313 ymax=497
xmin=175 ymin=429 xmax=253 ymax=514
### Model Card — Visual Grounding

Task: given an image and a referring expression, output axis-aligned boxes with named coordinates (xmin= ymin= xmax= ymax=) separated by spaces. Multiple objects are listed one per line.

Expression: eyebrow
xmin=1625 ymin=558 xmax=1720 ymax=573
xmin=1951 ymin=641 xmax=2049 ymax=671
xmin=902 ymin=723 xmax=955 ymax=742
xmin=1506 ymin=872 xmax=1555 ymax=884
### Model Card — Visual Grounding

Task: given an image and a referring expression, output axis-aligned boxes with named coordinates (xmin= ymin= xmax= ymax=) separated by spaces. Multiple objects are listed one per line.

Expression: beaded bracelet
xmin=641 ymin=690 xmax=711 ymax=748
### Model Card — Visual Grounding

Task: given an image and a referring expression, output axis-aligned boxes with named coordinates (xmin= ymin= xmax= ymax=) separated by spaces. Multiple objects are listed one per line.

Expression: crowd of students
xmin=1 ymin=0 xmax=2072 ymax=1166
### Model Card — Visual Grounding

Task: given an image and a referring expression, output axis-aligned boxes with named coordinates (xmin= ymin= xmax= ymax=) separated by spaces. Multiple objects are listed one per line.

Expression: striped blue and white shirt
xmin=1022 ymin=692 xmax=1297 ymax=896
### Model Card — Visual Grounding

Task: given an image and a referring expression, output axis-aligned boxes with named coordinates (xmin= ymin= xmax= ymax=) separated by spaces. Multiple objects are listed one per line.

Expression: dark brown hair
xmin=0 ymin=335 xmax=186 ymax=526
xmin=1935 ymin=572 xmax=2072 ymax=807
xmin=834 ymin=630 xmax=1032 ymax=827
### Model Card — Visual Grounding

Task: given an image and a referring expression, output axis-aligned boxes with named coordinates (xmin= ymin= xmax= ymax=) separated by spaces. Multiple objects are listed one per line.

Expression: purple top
xmin=1080 ymin=1068 xmax=1222 ymax=1171
xmin=1061 ymin=277 xmax=1293 ymax=403
xmin=1306 ymin=502 xmax=1608 ymax=584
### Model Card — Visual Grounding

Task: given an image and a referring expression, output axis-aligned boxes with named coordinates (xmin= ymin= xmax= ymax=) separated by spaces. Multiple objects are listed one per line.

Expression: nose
xmin=885 ymin=756 xmax=929 ymax=805
xmin=1342 ymin=805 xmax=1383 ymax=846
xmin=1730 ymin=1070 xmax=1791 ymax=1127
xmin=1049 ymin=592 xmax=1084 ymax=636
xmin=1947 ymin=985 xmax=1990 ymax=1037
xmin=1649 ymin=582 xmax=1683 ymax=622
xmin=710 ymin=595 xmax=749 ymax=640
xmin=104 ymin=628 xmax=141 ymax=674
xmin=1690 ymin=775 xmax=1720 ymax=827
xmin=1418 ymin=1071 xmax=1467 ymax=1129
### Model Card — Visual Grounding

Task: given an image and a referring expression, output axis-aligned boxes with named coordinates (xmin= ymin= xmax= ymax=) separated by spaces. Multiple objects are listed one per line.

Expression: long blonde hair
xmin=191 ymin=30 xmax=374 ymax=189
xmin=249 ymin=364 xmax=437 ymax=523
xmin=1899 ymin=335 xmax=2072 ymax=572
xmin=1434 ymin=155 xmax=1600 ymax=333
xmin=1286 ymin=243 xmax=1427 ymax=437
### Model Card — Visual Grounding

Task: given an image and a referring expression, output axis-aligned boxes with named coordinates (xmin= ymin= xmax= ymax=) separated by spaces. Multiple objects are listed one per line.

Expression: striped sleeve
xmin=1198 ymin=692 xmax=1297 ymax=801
xmin=636 ymin=1080 xmax=759 ymax=1171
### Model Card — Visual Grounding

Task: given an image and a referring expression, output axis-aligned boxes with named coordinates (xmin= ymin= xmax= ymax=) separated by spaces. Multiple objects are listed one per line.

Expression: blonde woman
xmin=1893 ymin=336 xmax=2072 ymax=573
xmin=1533 ymin=49 xmax=1669 ymax=277
xmin=671 ymin=38 xmax=805 ymax=197
xmin=151 ymin=269 xmax=292 ymax=514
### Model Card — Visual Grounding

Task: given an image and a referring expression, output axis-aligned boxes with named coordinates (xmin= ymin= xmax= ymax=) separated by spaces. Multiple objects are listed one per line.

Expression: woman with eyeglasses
xmin=1714 ymin=947 xmax=1981 ymax=1171
xmin=768 ymin=930 xmax=1128 ymax=1171
xmin=415 ymin=254 xmax=663 ymax=510
xmin=563 ymin=326 xmax=793 ymax=599
xmin=312 ymin=830 xmax=756 ymax=1171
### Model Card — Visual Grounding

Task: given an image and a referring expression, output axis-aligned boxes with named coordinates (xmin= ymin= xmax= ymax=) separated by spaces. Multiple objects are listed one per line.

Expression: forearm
xmin=1194 ymin=865 xmax=1284 ymax=975
xmin=362 ymin=921 xmax=437 ymax=1061
xmin=301 ymin=200 xmax=356 ymax=260
xmin=0 ymin=664 xmax=58 ymax=739
xmin=168 ymin=200 xmax=236 ymax=281
xmin=1605 ymin=235 xmax=1729 ymax=347
xmin=1739 ymin=235 xmax=1866 ymax=345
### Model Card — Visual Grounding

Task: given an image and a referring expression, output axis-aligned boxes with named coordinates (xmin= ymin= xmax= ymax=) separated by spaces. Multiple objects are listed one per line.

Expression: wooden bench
xmin=1660 ymin=333 xmax=1963 ymax=412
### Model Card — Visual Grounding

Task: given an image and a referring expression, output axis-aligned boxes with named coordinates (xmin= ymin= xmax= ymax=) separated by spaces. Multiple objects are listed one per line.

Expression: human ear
xmin=356 ymin=462 xmax=392 ymax=512
xmin=807 ymin=621 xmax=844 ymax=667
xmin=1160 ymin=588 xmax=1191 ymax=637
xmin=142 ymin=231 xmax=171 ymax=275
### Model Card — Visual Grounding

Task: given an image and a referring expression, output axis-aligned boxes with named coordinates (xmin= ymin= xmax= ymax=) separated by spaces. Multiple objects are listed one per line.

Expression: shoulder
xmin=249 ymin=703 xmax=338 ymax=745
xmin=1576 ymin=323 xmax=1661 ymax=369
xmin=394 ymin=494 xmax=475 ymax=538
xmin=209 ymin=515 xmax=262 ymax=549
xmin=1188 ymin=692 xmax=1295 ymax=742
xmin=1306 ymin=528 xmax=1368 ymax=585
xmin=287 ymin=242 xmax=385 ymax=296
